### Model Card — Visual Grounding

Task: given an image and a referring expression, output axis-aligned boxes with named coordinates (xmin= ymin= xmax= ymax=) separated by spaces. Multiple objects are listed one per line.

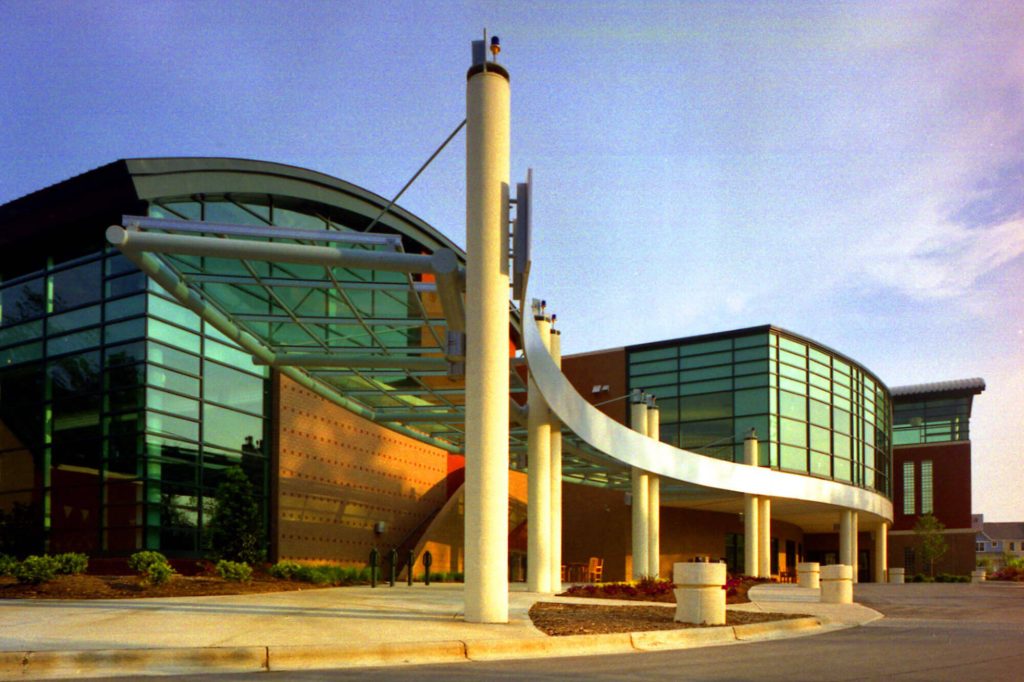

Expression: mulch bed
xmin=0 ymin=574 xmax=330 ymax=600
xmin=530 ymin=602 xmax=809 ymax=636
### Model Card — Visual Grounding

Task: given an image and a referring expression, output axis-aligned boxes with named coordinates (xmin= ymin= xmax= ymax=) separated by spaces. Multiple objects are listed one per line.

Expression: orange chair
xmin=587 ymin=556 xmax=604 ymax=583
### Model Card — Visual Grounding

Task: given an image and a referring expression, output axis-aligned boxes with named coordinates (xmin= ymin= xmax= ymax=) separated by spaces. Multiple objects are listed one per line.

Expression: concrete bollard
xmin=888 ymin=567 xmax=904 ymax=584
xmin=797 ymin=562 xmax=820 ymax=589
xmin=673 ymin=561 xmax=727 ymax=626
xmin=971 ymin=569 xmax=986 ymax=584
xmin=820 ymin=564 xmax=853 ymax=604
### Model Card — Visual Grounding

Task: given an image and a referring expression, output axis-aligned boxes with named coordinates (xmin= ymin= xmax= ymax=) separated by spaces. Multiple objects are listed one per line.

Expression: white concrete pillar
xmin=758 ymin=497 xmax=772 ymax=579
xmin=464 ymin=49 xmax=511 ymax=624
xmin=646 ymin=402 xmax=660 ymax=579
xmin=797 ymin=561 xmax=820 ymax=589
xmin=889 ymin=567 xmax=905 ymax=584
xmin=839 ymin=510 xmax=853 ymax=570
xmin=527 ymin=315 xmax=551 ymax=593
xmin=743 ymin=431 xmax=759 ymax=577
xmin=548 ymin=329 xmax=563 ymax=590
xmin=852 ymin=512 xmax=859 ymax=584
xmin=874 ymin=522 xmax=887 ymax=583
xmin=673 ymin=562 xmax=727 ymax=625
xmin=630 ymin=396 xmax=649 ymax=580
xmin=820 ymin=564 xmax=853 ymax=604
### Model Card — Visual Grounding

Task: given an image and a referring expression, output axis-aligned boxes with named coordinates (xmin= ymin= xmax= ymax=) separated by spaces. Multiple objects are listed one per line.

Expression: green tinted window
xmin=146 ymin=411 xmax=199 ymax=442
xmin=679 ymin=379 xmax=732 ymax=396
xmin=681 ymin=365 xmax=731 ymax=382
xmin=810 ymin=425 xmax=830 ymax=452
xmin=149 ymin=366 xmax=199 ymax=396
xmin=46 ymin=328 xmax=101 ymax=355
xmin=680 ymin=339 xmax=731 ymax=356
xmin=779 ymin=338 xmax=806 ymax=355
xmin=149 ymin=295 xmax=200 ymax=330
xmin=146 ymin=388 xmax=199 ymax=420
xmin=105 ymin=318 xmax=146 ymax=345
xmin=780 ymin=418 xmax=807 ymax=447
xmin=809 ymin=399 xmax=830 ymax=426
xmin=150 ymin=319 xmax=200 ymax=354
xmin=632 ymin=359 xmax=676 ymax=374
xmin=734 ymin=388 xmax=768 ymax=416
xmin=734 ymin=333 xmax=768 ymax=348
xmin=105 ymin=294 xmax=146 ymax=321
xmin=0 ymin=320 xmax=42 ymax=348
xmin=735 ymin=373 xmax=769 ymax=389
xmin=51 ymin=261 xmax=102 ymax=312
xmin=734 ymin=346 xmax=768 ymax=362
xmin=779 ymin=392 xmax=806 ymax=420
xmin=682 ymin=351 xmax=732 ymax=369
xmin=780 ymin=445 xmax=807 ymax=472
xmin=810 ymin=451 xmax=831 ymax=477
xmin=148 ymin=341 xmax=200 ymax=375
xmin=1 ymin=277 xmax=45 ymax=325
xmin=203 ymin=362 xmax=264 ymax=415
xmin=202 ymin=404 xmax=263 ymax=450
xmin=681 ymin=392 xmax=733 ymax=422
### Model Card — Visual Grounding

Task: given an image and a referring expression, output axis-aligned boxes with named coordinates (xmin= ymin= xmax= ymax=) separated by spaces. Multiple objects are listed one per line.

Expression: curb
xmin=0 ymin=646 xmax=267 ymax=679
xmin=0 ymin=616 xmax=825 ymax=679
xmin=268 ymin=641 xmax=467 ymax=671
xmin=631 ymin=625 xmax=738 ymax=651
xmin=466 ymin=632 xmax=634 ymax=661
xmin=733 ymin=617 xmax=821 ymax=641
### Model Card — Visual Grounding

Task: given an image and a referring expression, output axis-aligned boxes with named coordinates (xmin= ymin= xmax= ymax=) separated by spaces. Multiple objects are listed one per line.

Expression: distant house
xmin=974 ymin=516 xmax=1024 ymax=569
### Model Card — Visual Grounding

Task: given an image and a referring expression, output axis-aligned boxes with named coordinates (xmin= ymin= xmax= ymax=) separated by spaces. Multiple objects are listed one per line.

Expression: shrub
xmin=145 ymin=562 xmax=175 ymax=585
xmin=216 ymin=560 xmax=253 ymax=582
xmin=205 ymin=467 xmax=264 ymax=565
xmin=269 ymin=561 xmax=303 ymax=580
xmin=0 ymin=554 xmax=17 ymax=576
xmin=129 ymin=550 xmax=175 ymax=585
xmin=13 ymin=555 xmax=59 ymax=584
xmin=129 ymin=550 xmax=168 ymax=574
xmin=54 ymin=553 xmax=89 ymax=575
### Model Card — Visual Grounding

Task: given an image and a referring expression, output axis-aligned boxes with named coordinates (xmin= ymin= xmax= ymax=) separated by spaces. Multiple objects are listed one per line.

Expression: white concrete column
xmin=820 ymin=564 xmax=853 ymax=604
xmin=758 ymin=497 xmax=771 ymax=579
xmin=464 ymin=51 xmax=511 ymax=624
xmin=797 ymin=561 xmax=820 ymax=589
xmin=630 ymin=396 xmax=649 ymax=580
xmin=839 ymin=509 xmax=853 ymax=570
xmin=527 ymin=315 xmax=551 ymax=593
xmin=852 ymin=512 xmax=859 ymax=583
xmin=874 ymin=522 xmax=888 ymax=583
xmin=743 ymin=431 xmax=759 ymax=577
xmin=548 ymin=329 xmax=563 ymax=590
xmin=673 ymin=562 xmax=727 ymax=625
xmin=646 ymin=402 xmax=660 ymax=579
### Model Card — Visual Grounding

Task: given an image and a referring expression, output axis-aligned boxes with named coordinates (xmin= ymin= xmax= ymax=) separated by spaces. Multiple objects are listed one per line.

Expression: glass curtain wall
xmin=628 ymin=329 xmax=892 ymax=497
xmin=892 ymin=397 xmax=971 ymax=445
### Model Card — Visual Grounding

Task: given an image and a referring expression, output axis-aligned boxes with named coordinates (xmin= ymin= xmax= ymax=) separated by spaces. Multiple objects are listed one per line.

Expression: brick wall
xmin=274 ymin=374 xmax=449 ymax=566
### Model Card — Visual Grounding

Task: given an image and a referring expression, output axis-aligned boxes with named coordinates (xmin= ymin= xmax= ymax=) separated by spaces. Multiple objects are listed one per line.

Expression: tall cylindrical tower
xmin=464 ymin=44 xmax=511 ymax=624
xmin=527 ymin=314 xmax=552 ymax=592
xmin=630 ymin=396 xmax=650 ymax=580
xmin=549 ymin=328 xmax=563 ymax=589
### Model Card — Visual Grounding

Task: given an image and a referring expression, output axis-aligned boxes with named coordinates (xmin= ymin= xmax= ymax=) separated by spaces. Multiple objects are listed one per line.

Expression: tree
xmin=205 ymin=467 xmax=264 ymax=565
xmin=914 ymin=513 xmax=948 ymax=577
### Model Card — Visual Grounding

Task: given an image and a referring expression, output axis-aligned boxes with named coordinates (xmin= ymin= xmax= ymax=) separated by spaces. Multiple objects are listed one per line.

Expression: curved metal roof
xmin=891 ymin=377 xmax=986 ymax=398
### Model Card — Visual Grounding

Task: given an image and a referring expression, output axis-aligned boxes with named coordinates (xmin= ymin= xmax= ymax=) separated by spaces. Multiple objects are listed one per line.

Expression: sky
xmin=1 ymin=1 xmax=1021 ymax=521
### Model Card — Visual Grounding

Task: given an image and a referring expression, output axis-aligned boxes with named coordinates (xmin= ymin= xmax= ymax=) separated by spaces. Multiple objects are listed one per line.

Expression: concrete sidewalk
xmin=0 ymin=582 xmax=880 ymax=679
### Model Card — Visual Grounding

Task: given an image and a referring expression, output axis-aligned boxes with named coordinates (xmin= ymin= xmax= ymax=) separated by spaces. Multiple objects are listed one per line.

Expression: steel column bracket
xmin=511 ymin=169 xmax=532 ymax=302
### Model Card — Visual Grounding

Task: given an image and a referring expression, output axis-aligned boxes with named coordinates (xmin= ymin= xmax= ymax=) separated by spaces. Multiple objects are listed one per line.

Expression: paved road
xmin=81 ymin=583 xmax=1024 ymax=681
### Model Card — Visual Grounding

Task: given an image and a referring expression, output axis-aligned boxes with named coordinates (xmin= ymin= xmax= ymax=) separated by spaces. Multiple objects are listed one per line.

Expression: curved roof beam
xmin=522 ymin=309 xmax=893 ymax=522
